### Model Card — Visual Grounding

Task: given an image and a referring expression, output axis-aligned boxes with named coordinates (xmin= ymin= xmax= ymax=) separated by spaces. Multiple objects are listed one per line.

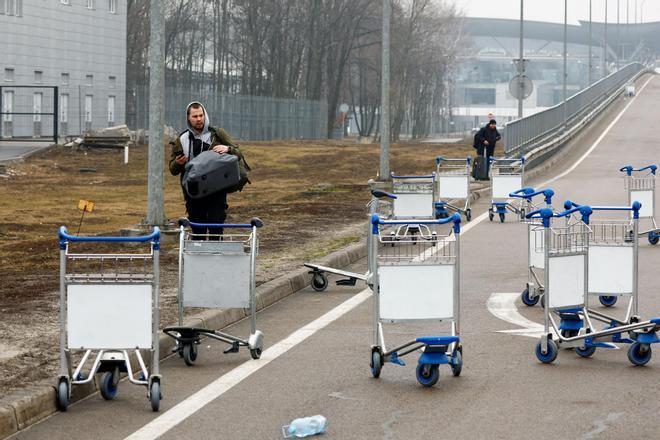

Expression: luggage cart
xmin=488 ymin=158 xmax=525 ymax=222
xmin=620 ymin=165 xmax=658 ymax=245
xmin=163 ymin=218 xmax=264 ymax=366
xmin=390 ymin=172 xmax=437 ymax=240
xmin=527 ymin=205 xmax=660 ymax=365
xmin=368 ymin=213 xmax=463 ymax=387
xmin=434 ymin=156 xmax=472 ymax=221
xmin=509 ymin=187 xmax=555 ymax=306
xmin=56 ymin=227 xmax=162 ymax=412
xmin=304 ymin=183 xmax=397 ymax=292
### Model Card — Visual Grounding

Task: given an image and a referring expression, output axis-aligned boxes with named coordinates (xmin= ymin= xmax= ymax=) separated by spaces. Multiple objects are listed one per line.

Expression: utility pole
xmin=589 ymin=0 xmax=593 ymax=85
xmin=603 ymin=0 xmax=608 ymax=76
xmin=563 ymin=0 xmax=567 ymax=127
xmin=379 ymin=0 xmax=390 ymax=180
xmin=617 ymin=0 xmax=620 ymax=69
xmin=517 ymin=0 xmax=524 ymax=118
xmin=146 ymin=0 xmax=166 ymax=226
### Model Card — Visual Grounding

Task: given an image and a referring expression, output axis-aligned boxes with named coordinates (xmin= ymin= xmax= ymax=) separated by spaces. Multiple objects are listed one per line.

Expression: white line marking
xmin=486 ymin=292 xmax=545 ymax=338
xmin=125 ymin=290 xmax=371 ymax=440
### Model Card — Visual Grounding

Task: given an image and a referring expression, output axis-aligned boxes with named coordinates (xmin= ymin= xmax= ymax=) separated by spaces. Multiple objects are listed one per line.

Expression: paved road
xmin=13 ymin=75 xmax=660 ymax=440
xmin=0 ymin=141 xmax=52 ymax=161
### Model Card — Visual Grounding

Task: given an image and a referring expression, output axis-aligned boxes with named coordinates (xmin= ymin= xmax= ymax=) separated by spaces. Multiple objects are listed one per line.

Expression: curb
xmin=0 ymin=236 xmax=367 ymax=439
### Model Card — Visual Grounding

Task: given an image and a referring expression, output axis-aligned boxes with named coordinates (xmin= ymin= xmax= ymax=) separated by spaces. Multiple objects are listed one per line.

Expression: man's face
xmin=189 ymin=107 xmax=205 ymax=131
xmin=489 ymin=123 xmax=496 ymax=129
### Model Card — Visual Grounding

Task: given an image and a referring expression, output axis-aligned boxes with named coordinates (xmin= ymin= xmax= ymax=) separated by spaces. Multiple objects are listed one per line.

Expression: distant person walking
xmin=474 ymin=119 xmax=501 ymax=178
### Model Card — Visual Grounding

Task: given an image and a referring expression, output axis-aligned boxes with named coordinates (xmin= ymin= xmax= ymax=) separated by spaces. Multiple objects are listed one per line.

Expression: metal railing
xmin=503 ymin=63 xmax=648 ymax=157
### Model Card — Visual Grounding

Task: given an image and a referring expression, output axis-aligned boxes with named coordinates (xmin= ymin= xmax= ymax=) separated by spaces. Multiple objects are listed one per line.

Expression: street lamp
xmin=563 ymin=0 xmax=567 ymax=127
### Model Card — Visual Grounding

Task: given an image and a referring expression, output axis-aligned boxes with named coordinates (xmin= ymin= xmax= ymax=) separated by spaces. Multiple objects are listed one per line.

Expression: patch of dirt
xmin=0 ymin=138 xmax=472 ymax=394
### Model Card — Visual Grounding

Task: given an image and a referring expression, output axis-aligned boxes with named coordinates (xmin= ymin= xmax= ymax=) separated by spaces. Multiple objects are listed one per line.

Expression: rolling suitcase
xmin=472 ymin=151 xmax=489 ymax=181
xmin=182 ymin=151 xmax=241 ymax=199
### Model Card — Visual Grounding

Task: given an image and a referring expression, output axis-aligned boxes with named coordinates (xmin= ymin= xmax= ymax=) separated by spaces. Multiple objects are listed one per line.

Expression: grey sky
xmin=461 ymin=0 xmax=660 ymax=25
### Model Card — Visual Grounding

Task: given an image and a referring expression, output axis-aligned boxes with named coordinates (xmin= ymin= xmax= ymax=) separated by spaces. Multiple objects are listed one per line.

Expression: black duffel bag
xmin=182 ymin=151 xmax=241 ymax=199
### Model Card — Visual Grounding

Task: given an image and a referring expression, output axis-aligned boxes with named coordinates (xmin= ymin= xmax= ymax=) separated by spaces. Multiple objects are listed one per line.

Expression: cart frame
xmin=390 ymin=172 xmax=437 ymax=240
xmin=434 ymin=156 xmax=472 ymax=221
xmin=620 ymin=165 xmax=659 ymax=245
xmin=488 ymin=157 xmax=525 ymax=223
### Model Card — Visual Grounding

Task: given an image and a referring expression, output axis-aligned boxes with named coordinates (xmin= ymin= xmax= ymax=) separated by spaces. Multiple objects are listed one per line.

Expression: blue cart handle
xmin=526 ymin=205 xmax=592 ymax=227
xmin=564 ymin=200 xmax=641 ymax=220
xmin=435 ymin=156 xmax=471 ymax=166
xmin=59 ymin=226 xmax=161 ymax=250
xmin=390 ymin=172 xmax=435 ymax=179
xmin=619 ymin=165 xmax=657 ymax=175
xmin=509 ymin=187 xmax=554 ymax=205
xmin=180 ymin=217 xmax=264 ymax=229
xmin=371 ymin=213 xmax=461 ymax=234
xmin=371 ymin=189 xmax=397 ymax=199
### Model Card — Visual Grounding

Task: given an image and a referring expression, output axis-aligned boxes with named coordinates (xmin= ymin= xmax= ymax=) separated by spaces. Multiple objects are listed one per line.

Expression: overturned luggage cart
xmin=620 ymin=165 xmax=659 ymax=245
xmin=527 ymin=204 xmax=660 ymax=366
xmin=56 ymin=227 xmax=162 ymax=411
xmin=390 ymin=172 xmax=437 ymax=240
xmin=509 ymin=187 xmax=555 ymax=307
xmin=489 ymin=158 xmax=525 ymax=222
xmin=434 ymin=156 xmax=472 ymax=221
xmin=304 ymin=184 xmax=397 ymax=292
xmin=163 ymin=219 xmax=264 ymax=366
xmin=369 ymin=214 xmax=463 ymax=387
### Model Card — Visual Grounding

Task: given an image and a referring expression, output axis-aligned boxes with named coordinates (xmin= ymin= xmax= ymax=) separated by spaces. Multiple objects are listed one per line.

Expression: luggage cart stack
xmin=304 ymin=182 xmax=397 ymax=292
xmin=527 ymin=205 xmax=660 ymax=366
xmin=509 ymin=187 xmax=556 ymax=307
xmin=390 ymin=173 xmax=437 ymax=240
xmin=56 ymin=227 xmax=162 ymax=411
xmin=620 ymin=165 xmax=659 ymax=245
xmin=488 ymin=158 xmax=525 ymax=222
xmin=369 ymin=213 xmax=463 ymax=387
xmin=434 ymin=156 xmax=472 ymax=221
xmin=163 ymin=219 xmax=264 ymax=366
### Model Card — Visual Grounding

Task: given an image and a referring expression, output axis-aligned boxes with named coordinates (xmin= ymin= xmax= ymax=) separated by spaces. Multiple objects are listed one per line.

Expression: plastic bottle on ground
xmin=282 ymin=415 xmax=327 ymax=438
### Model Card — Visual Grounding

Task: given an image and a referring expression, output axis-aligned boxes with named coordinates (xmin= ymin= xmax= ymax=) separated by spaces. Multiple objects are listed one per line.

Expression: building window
xmin=60 ymin=94 xmax=69 ymax=123
xmin=85 ymin=75 xmax=93 ymax=86
xmin=0 ymin=0 xmax=4 ymax=15
xmin=85 ymin=95 xmax=93 ymax=123
xmin=107 ymin=96 xmax=115 ymax=124
xmin=2 ymin=91 xmax=13 ymax=122
xmin=15 ymin=0 xmax=21 ymax=16
xmin=108 ymin=0 xmax=116 ymax=13
xmin=4 ymin=68 xmax=14 ymax=82
xmin=34 ymin=70 xmax=43 ymax=83
xmin=33 ymin=93 xmax=42 ymax=122
xmin=60 ymin=0 xmax=70 ymax=5
xmin=87 ymin=0 xmax=94 ymax=9
xmin=109 ymin=76 xmax=116 ymax=88
xmin=61 ymin=72 xmax=69 ymax=85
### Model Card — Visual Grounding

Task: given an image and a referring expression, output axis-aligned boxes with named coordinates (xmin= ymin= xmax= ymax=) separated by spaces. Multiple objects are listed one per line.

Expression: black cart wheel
xmin=311 ymin=273 xmax=329 ymax=292
xmin=183 ymin=343 xmax=198 ymax=366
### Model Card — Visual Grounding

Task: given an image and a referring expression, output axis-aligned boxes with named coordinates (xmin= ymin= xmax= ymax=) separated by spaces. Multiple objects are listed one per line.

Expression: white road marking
xmin=486 ymin=292 xmax=545 ymax=338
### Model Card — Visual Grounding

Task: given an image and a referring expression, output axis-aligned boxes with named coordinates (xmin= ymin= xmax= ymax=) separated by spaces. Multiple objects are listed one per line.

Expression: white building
xmin=1 ymin=0 xmax=126 ymax=140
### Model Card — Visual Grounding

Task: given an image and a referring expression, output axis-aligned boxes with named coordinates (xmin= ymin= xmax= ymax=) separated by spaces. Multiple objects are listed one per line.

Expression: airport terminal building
xmin=0 ymin=0 xmax=126 ymax=139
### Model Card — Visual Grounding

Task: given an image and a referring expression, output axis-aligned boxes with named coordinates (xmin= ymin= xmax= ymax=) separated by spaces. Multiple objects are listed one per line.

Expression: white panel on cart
xmin=183 ymin=253 xmax=251 ymax=308
xmin=529 ymin=225 xmax=545 ymax=269
xmin=378 ymin=264 xmax=453 ymax=321
xmin=438 ymin=176 xmax=468 ymax=199
xmin=548 ymin=255 xmax=585 ymax=309
xmin=393 ymin=193 xmax=433 ymax=218
xmin=68 ymin=284 xmax=152 ymax=349
xmin=630 ymin=190 xmax=654 ymax=218
xmin=588 ymin=246 xmax=633 ymax=295
xmin=492 ymin=176 xmax=522 ymax=200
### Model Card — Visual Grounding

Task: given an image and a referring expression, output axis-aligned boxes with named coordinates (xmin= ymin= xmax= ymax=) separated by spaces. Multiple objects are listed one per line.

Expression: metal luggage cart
xmin=56 ymin=227 xmax=162 ymax=412
xmin=390 ymin=172 xmax=437 ymax=240
xmin=620 ymin=165 xmax=658 ymax=245
xmin=368 ymin=214 xmax=463 ymax=387
xmin=304 ymin=182 xmax=397 ymax=292
xmin=163 ymin=219 xmax=264 ymax=366
xmin=434 ymin=156 xmax=472 ymax=221
xmin=527 ymin=205 xmax=660 ymax=366
xmin=509 ymin=187 xmax=556 ymax=307
xmin=488 ymin=157 xmax=525 ymax=222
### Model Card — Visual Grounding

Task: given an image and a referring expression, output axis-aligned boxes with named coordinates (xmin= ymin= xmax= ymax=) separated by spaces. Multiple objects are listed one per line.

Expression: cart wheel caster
xmin=450 ymin=350 xmax=462 ymax=377
xmin=149 ymin=380 xmax=161 ymax=412
xmin=599 ymin=295 xmax=618 ymax=307
xmin=370 ymin=349 xmax=383 ymax=379
xmin=311 ymin=273 xmax=328 ymax=292
xmin=250 ymin=347 xmax=262 ymax=360
xmin=648 ymin=232 xmax=659 ymax=246
xmin=416 ymin=363 xmax=439 ymax=387
xmin=465 ymin=209 xmax=472 ymax=222
xmin=521 ymin=288 xmax=539 ymax=306
xmin=100 ymin=371 xmax=118 ymax=400
xmin=183 ymin=343 xmax=198 ymax=366
xmin=575 ymin=344 xmax=597 ymax=358
xmin=628 ymin=342 xmax=652 ymax=366
xmin=488 ymin=209 xmax=494 ymax=222
xmin=535 ymin=339 xmax=558 ymax=364
xmin=499 ymin=212 xmax=505 ymax=223
xmin=56 ymin=379 xmax=69 ymax=411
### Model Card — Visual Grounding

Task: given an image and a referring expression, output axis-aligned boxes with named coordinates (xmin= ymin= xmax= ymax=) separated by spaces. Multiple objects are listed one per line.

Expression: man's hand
xmin=483 ymin=140 xmax=489 ymax=145
xmin=212 ymin=145 xmax=230 ymax=154
xmin=175 ymin=154 xmax=187 ymax=165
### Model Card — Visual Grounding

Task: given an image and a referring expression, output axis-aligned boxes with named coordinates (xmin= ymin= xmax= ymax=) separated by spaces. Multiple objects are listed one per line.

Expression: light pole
xmin=617 ymin=0 xmax=620 ymax=69
xmin=379 ymin=0 xmax=390 ymax=181
xmin=563 ymin=0 xmax=567 ymax=127
xmin=589 ymin=0 xmax=593 ymax=85
xmin=603 ymin=0 xmax=608 ymax=76
xmin=517 ymin=0 xmax=524 ymax=118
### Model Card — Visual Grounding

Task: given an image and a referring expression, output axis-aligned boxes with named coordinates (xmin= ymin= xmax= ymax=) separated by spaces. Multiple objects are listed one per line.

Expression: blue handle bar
xmin=619 ymin=165 xmax=657 ymax=176
xmin=371 ymin=189 xmax=397 ymax=199
xmin=371 ymin=213 xmax=461 ymax=234
xmin=391 ymin=173 xmax=435 ymax=179
xmin=181 ymin=217 xmax=264 ymax=229
xmin=564 ymin=200 xmax=641 ymax=219
xmin=59 ymin=226 xmax=161 ymax=250
xmin=509 ymin=187 xmax=554 ymax=205
xmin=435 ymin=156 xmax=471 ymax=166
xmin=526 ymin=205 xmax=593 ymax=227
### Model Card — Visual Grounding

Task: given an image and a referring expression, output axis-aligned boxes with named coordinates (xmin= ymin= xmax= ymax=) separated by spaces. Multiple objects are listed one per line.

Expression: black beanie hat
xmin=489 ymin=119 xmax=497 ymax=125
